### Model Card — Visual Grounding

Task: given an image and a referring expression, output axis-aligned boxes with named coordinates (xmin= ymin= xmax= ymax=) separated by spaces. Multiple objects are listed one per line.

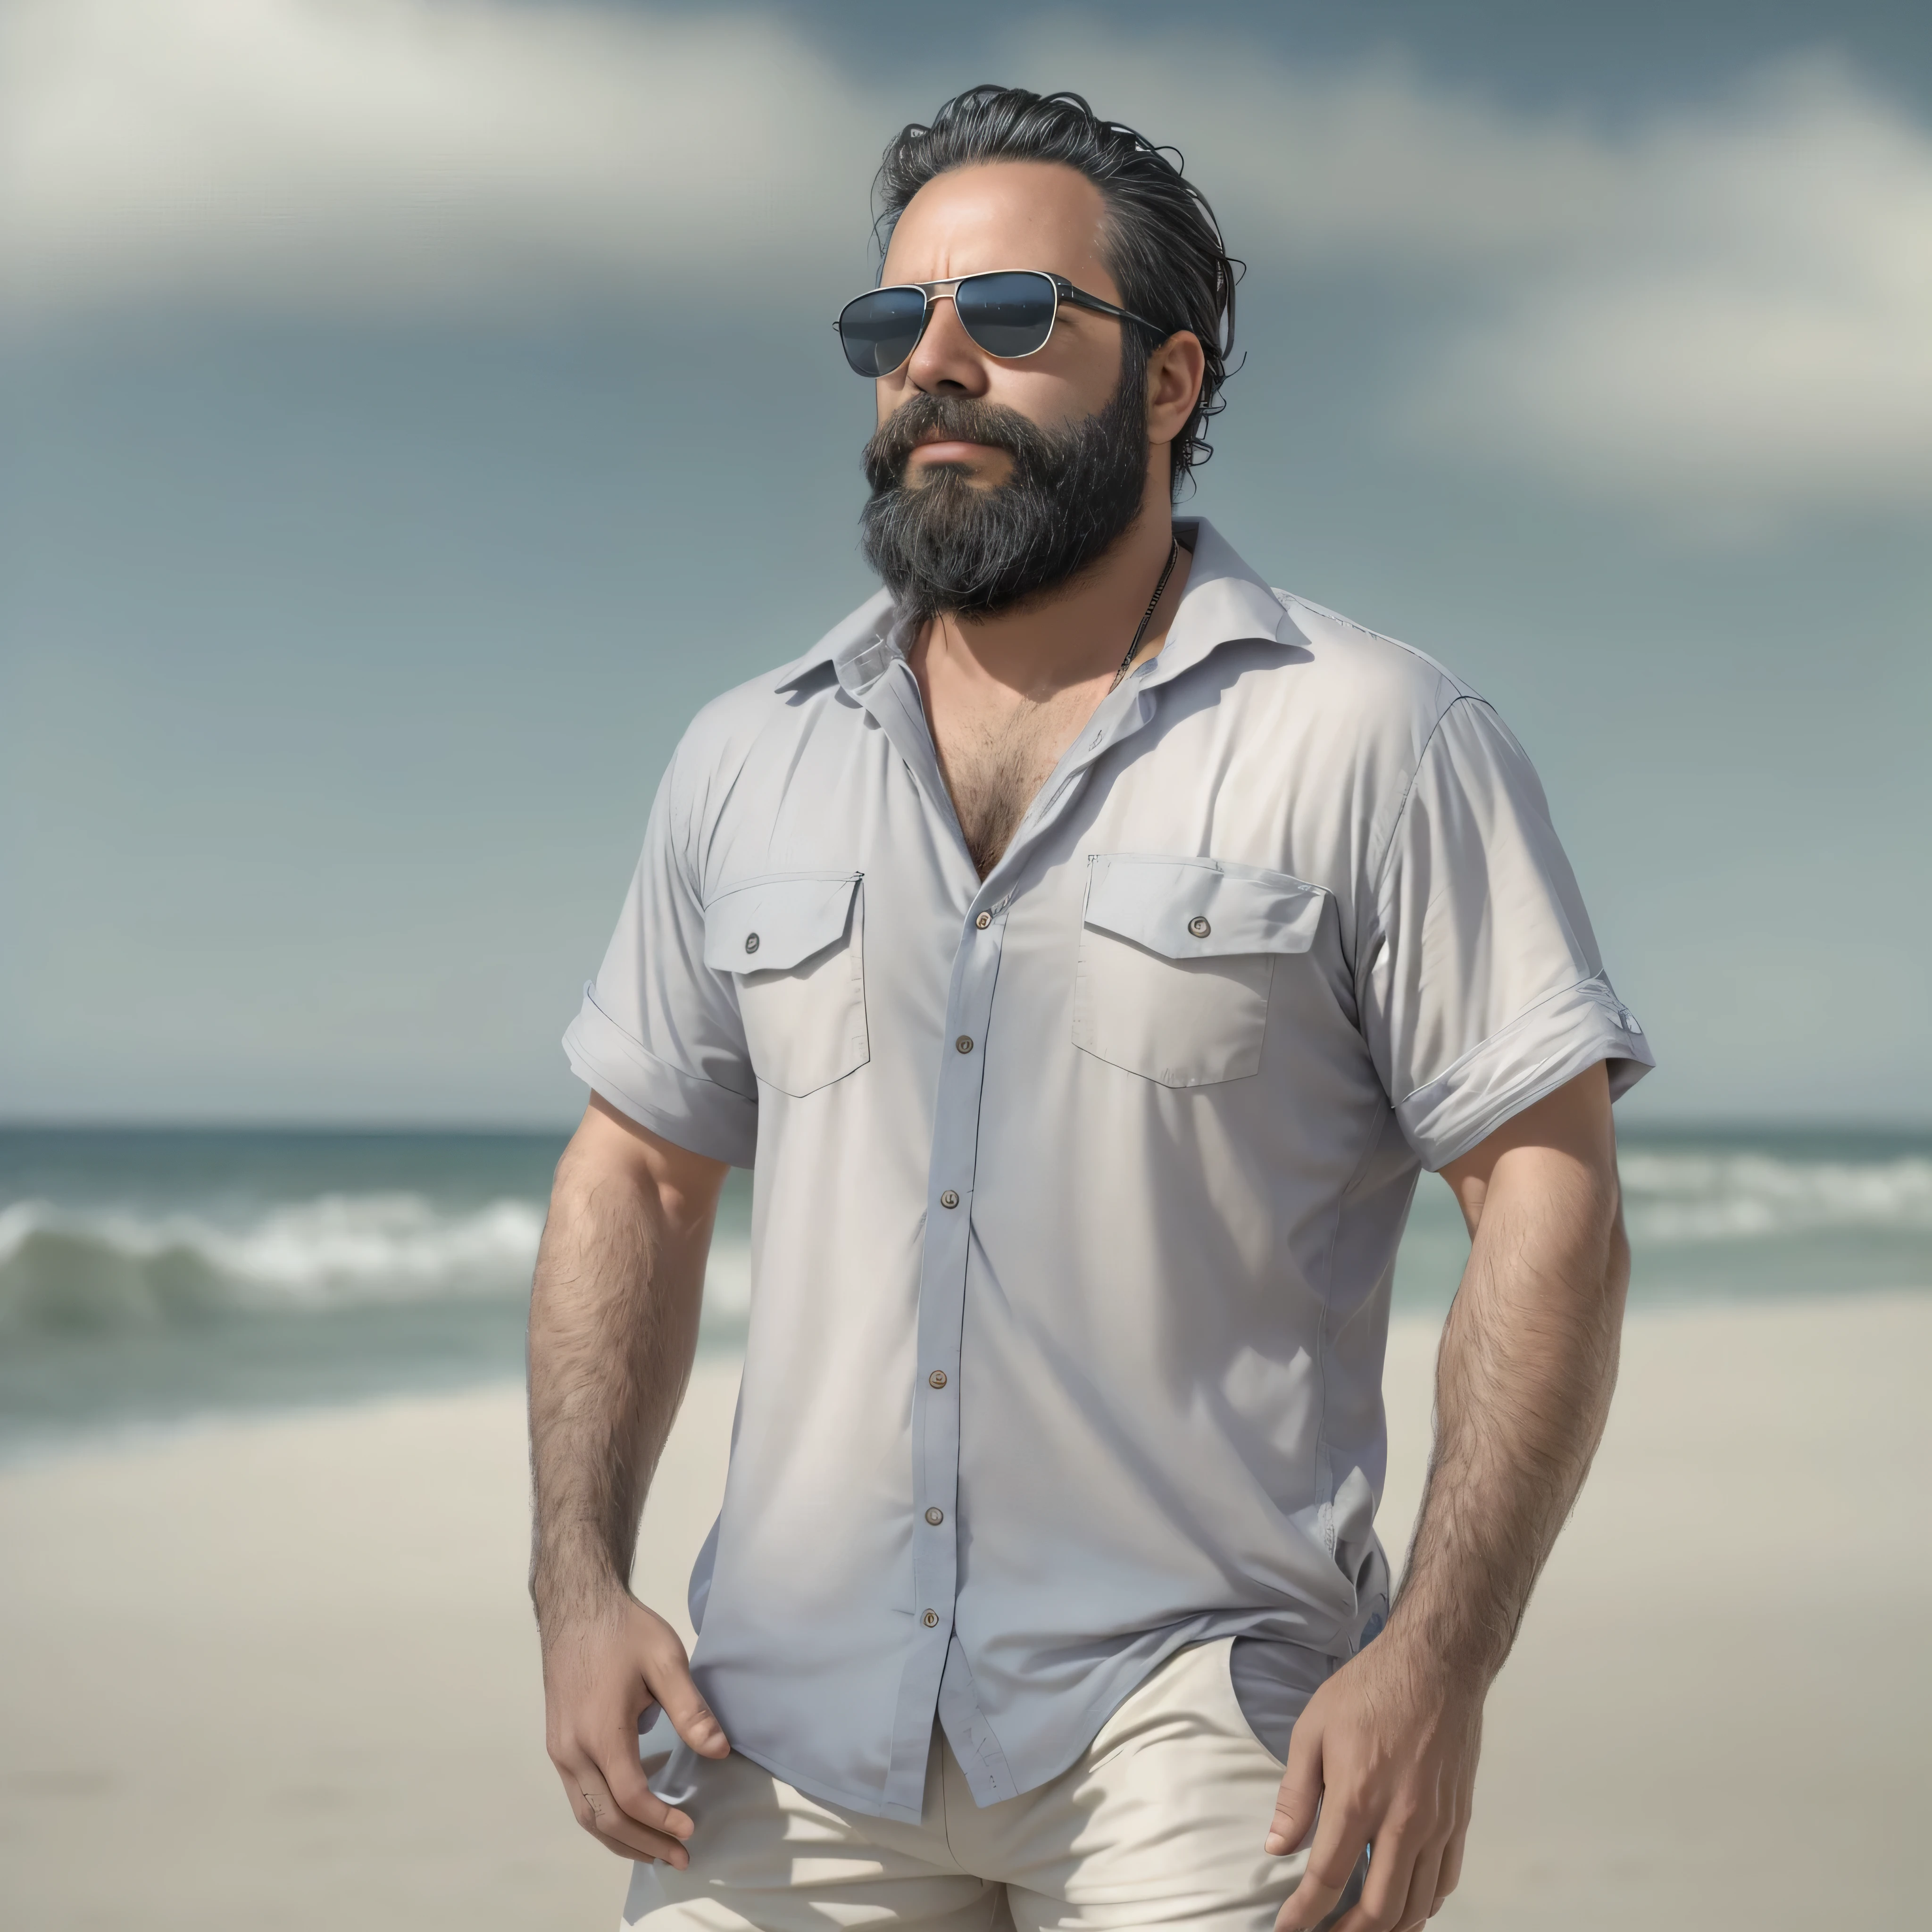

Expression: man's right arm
xmin=528 ymin=1094 xmax=733 ymax=1866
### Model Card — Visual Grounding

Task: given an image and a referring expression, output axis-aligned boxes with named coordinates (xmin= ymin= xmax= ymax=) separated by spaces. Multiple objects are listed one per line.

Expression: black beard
xmin=858 ymin=364 xmax=1150 ymax=622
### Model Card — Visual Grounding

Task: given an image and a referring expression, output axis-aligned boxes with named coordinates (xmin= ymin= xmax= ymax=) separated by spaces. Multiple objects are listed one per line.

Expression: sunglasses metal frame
xmin=835 ymin=270 xmax=1171 ymax=376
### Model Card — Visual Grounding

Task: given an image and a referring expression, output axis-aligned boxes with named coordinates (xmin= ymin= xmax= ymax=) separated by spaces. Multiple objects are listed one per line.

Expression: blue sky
xmin=3 ymin=0 xmax=1929 ymax=1126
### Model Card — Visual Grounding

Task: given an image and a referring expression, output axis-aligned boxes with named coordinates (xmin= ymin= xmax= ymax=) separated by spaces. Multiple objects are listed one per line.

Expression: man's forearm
xmin=1269 ymin=1073 xmax=1627 ymax=1931
xmin=526 ymin=1107 xmax=730 ymax=1863
xmin=526 ymin=1132 xmax=710 ymax=1633
xmin=1391 ymin=1148 xmax=1630 ymax=1681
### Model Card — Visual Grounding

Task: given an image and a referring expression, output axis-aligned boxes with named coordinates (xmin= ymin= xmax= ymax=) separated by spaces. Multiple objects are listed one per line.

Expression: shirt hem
xmin=947 ymin=1604 xmax=1359 ymax=1811
xmin=717 ymin=1737 xmax=927 ymax=1826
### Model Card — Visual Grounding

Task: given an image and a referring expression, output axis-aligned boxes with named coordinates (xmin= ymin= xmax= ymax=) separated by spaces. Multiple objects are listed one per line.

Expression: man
xmin=530 ymin=85 xmax=1651 ymax=1932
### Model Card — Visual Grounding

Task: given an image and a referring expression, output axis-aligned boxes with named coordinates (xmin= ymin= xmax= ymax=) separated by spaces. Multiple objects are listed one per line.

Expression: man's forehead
xmin=882 ymin=161 xmax=1114 ymax=289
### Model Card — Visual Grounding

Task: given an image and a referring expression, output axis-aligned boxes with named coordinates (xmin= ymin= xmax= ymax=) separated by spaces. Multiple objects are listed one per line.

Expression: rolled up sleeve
xmin=1360 ymin=697 xmax=1654 ymax=1171
xmin=562 ymin=751 xmax=759 ymax=1168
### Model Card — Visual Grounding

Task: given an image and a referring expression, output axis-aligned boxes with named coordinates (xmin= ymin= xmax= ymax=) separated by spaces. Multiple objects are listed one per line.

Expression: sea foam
xmin=0 ymin=1191 xmax=758 ymax=1335
xmin=1619 ymin=1150 xmax=1932 ymax=1241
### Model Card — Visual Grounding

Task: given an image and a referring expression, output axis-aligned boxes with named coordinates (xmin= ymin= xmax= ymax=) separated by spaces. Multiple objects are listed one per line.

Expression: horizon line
xmin=3 ymin=1113 xmax=1931 ymax=1141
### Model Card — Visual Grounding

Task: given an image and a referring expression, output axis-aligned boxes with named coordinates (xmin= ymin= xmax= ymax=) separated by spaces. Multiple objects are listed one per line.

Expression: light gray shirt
xmin=564 ymin=517 xmax=1652 ymax=1823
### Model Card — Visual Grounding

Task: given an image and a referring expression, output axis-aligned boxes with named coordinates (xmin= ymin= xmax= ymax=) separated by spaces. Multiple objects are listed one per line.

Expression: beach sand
xmin=2 ymin=1294 xmax=1925 ymax=1930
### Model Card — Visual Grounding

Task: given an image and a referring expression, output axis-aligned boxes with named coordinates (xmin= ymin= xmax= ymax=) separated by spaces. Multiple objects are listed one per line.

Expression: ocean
xmin=2 ymin=1122 xmax=1927 ymax=1456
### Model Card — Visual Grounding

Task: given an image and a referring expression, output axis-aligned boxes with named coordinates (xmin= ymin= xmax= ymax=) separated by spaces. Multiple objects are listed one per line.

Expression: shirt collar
xmin=773 ymin=516 xmax=1291 ymax=699
xmin=772 ymin=586 xmax=898 ymax=696
xmin=1137 ymin=517 xmax=1293 ymax=689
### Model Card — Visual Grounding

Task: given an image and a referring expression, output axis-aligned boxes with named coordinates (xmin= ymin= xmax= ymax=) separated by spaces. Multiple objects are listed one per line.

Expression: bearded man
xmin=529 ymin=85 xmax=1652 ymax=1932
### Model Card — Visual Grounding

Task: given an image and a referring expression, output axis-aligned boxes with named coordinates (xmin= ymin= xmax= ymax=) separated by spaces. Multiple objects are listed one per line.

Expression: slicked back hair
xmin=872 ymin=85 xmax=1240 ymax=494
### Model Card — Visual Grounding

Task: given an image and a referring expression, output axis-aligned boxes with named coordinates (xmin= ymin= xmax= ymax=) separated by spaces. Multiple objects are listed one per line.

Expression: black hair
xmin=872 ymin=85 xmax=1240 ymax=492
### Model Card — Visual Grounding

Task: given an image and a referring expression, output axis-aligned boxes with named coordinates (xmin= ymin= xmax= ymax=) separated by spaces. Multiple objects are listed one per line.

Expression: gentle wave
xmin=0 ymin=1194 xmax=546 ymax=1332
xmin=0 ymin=1192 xmax=758 ymax=1336
xmin=2 ymin=1148 xmax=1925 ymax=1336
xmin=1619 ymin=1152 xmax=1932 ymax=1241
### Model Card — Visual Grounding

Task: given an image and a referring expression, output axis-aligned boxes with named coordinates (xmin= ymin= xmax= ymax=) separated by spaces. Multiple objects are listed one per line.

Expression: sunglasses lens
xmin=838 ymin=287 xmax=929 ymax=376
xmin=955 ymin=272 xmax=1058 ymax=357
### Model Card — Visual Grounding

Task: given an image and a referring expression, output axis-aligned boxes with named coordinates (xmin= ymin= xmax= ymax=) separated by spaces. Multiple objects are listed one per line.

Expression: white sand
xmin=2 ymin=1294 xmax=1926 ymax=1930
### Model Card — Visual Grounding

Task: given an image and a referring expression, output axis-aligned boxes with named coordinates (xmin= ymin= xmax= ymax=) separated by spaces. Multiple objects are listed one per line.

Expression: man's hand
xmin=1267 ymin=1632 xmax=1482 ymax=1931
xmin=541 ymin=1589 xmax=730 ymax=1868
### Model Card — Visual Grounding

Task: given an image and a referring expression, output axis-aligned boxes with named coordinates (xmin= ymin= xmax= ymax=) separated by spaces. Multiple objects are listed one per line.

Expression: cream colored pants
xmin=621 ymin=1638 xmax=1362 ymax=1932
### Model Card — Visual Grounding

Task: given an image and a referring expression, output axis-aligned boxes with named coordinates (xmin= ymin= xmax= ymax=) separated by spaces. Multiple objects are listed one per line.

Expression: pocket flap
xmin=1083 ymin=854 xmax=1326 ymax=960
xmin=703 ymin=873 xmax=861 ymax=974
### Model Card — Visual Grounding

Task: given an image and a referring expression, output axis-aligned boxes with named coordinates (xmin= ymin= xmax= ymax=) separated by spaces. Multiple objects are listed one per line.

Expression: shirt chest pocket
xmin=703 ymin=873 xmax=868 ymax=1099
xmin=1073 ymin=855 xmax=1329 ymax=1087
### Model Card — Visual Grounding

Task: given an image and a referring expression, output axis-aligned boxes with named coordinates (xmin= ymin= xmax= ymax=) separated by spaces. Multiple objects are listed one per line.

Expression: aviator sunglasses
xmin=836 ymin=270 xmax=1169 ymax=377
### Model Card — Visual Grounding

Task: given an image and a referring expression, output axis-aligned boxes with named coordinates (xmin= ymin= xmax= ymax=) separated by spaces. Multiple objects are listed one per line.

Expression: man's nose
xmin=904 ymin=294 xmax=990 ymax=396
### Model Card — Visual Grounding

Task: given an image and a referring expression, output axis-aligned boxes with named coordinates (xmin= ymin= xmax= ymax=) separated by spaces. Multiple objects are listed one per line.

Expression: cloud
xmin=1015 ymin=34 xmax=1932 ymax=522
xmin=6 ymin=1 xmax=1929 ymax=520
xmin=0 ymin=0 xmax=881 ymax=316
xmin=1405 ymin=64 xmax=1932 ymax=522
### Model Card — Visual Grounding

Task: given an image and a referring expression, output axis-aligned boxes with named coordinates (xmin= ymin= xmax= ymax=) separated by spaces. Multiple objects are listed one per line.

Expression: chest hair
xmin=938 ymin=687 xmax=1097 ymax=878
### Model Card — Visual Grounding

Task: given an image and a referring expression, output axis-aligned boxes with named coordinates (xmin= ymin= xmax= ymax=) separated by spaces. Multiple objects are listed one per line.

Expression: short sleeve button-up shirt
xmin=564 ymin=517 xmax=1652 ymax=1823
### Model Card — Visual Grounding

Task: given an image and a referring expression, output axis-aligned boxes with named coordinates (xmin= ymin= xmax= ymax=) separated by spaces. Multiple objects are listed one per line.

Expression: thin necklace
xmin=1109 ymin=537 xmax=1183 ymax=692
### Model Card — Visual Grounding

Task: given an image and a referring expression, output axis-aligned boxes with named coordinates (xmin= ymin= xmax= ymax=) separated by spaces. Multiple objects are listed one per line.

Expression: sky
xmin=2 ymin=0 xmax=1929 ymax=1127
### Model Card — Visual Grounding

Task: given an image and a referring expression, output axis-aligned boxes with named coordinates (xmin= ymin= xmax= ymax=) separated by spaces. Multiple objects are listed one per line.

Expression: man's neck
xmin=915 ymin=495 xmax=1191 ymax=704
xmin=905 ymin=492 xmax=1195 ymax=878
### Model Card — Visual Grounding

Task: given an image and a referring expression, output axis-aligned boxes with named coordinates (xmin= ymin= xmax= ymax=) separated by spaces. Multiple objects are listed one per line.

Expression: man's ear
xmin=1147 ymin=332 xmax=1206 ymax=445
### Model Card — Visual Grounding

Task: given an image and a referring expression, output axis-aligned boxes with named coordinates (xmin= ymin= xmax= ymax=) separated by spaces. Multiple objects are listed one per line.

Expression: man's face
xmin=873 ymin=161 xmax=1131 ymax=491
xmin=859 ymin=160 xmax=1158 ymax=620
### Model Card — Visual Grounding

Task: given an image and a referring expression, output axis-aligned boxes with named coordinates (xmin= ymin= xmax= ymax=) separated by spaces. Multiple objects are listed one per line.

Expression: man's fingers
xmin=1274 ymin=1858 xmax=1344 ymax=1932
xmin=641 ymin=1633 xmax=730 ymax=1759
xmin=1392 ymin=1839 xmax=1447 ymax=1932
xmin=556 ymin=1756 xmax=692 ymax=1868
xmin=578 ymin=1782 xmax=693 ymax=1868
xmin=1274 ymin=1797 xmax=1367 ymax=1932
xmin=1431 ymin=1808 xmax=1469 ymax=1910
xmin=597 ymin=1740 xmax=695 ymax=1843
xmin=1328 ymin=1832 xmax=1420 ymax=1932
xmin=588 ymin=1821 xmax=660 ymax=1865
xmin=585 ymin=1810 xmax=689 ymax=1866
xmin=1265 ymin=1720 xmax=1324 ymax=1857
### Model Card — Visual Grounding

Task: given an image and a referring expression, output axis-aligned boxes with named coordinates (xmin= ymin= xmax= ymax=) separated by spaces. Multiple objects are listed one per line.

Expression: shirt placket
xmin=854 ymin=651 xmax=1171 ymax=1815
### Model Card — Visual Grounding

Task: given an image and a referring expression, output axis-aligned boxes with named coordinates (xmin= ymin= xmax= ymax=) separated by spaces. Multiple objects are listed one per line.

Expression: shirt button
xmin=744 ymin=932 xmax=761 ymax=954
xmin=929 ymin=1369 xmax=948 ymax=1389
xmin=940 ymin=1190 xmax=959 ymax=1209
xmin=925 ymin=1507 xmax=945 ymax=1525
xmin=975 ymin=911 xmax=991 ymax=929
xmin=955 ymin=1035 xmax=974 ymax=1054
xmin=1188 ymin=915 xmax=1211 ymax=938
xmin=922 ymin=1609 xmax=940 ymax=1628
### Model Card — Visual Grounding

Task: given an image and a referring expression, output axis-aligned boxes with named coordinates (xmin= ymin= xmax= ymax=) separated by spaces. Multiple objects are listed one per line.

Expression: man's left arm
xmin=1270 ymin=1061 xmax=1630 ymax=1932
